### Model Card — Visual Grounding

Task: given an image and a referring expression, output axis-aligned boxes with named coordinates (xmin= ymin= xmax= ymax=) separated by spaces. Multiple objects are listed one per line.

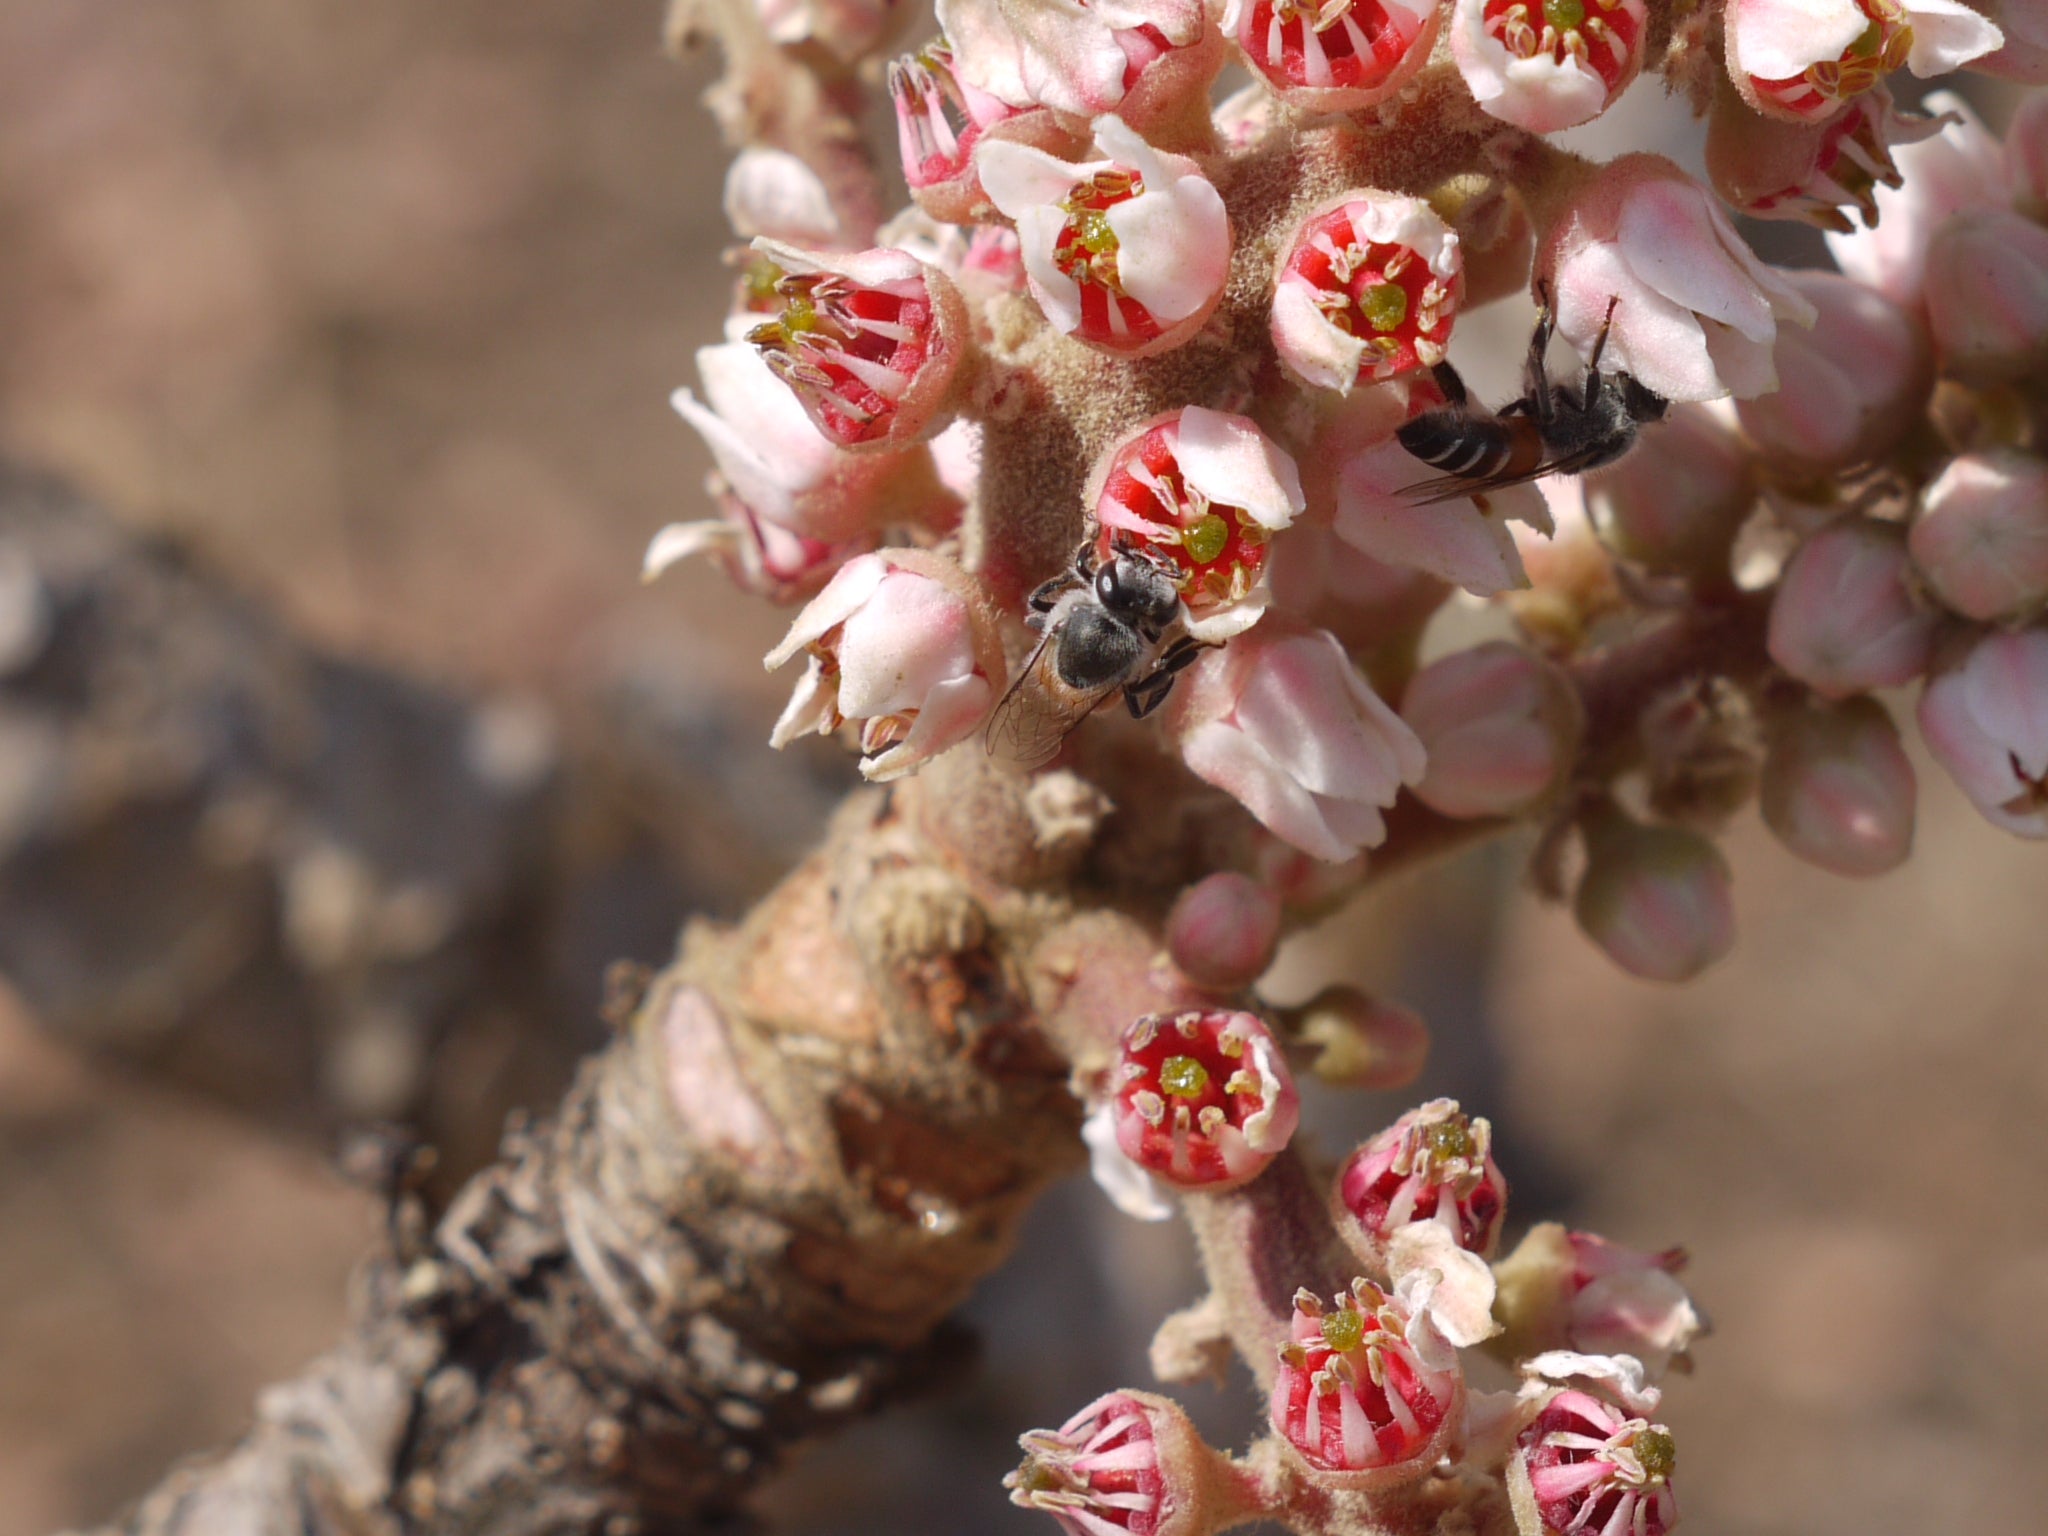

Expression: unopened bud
xmin=1910 ymin=448 xmax=2048 ymax=621
xmin=1922 ymin=209 xmax=2048 ymax=385
xmin=1768 ymin=517 xmax=1936 ymax=698
xmin=1917 ymin=625 xmax=2048 ymax=838
xmin=1585 ymin=404 xmax=1754 ymax=579
xmin=1737 ymin=269 xmax=1930 ymax=477
xmin=1400 ymin=642 xmax=1583 ymax=819
xmin=1760 ymin=695 xmax=1916 ymax=877
xmin=1574 ymin=810 xmax=1735 ymax=983
xmin=1282 ymin=984 xmax=1431 ymax=1092
xmin=1166 ymin=873 xmax=1282 ymax=992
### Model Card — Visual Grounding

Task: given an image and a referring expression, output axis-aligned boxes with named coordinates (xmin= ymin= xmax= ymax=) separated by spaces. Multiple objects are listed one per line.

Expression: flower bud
xmin=1921 ymin=209 xmax=2048 ymax=384
xmin=1399 ymin=642 xmax=1583 ymax=819
xmin=1166 ymin=873 xmax=1283 ymax=991
xmin=939 ymin=0 xmax=1223 ymax=127
xmin=1281 ymin=984 xmax=1431 ymax=1091
xmin=1910 ymin=448 xmax=2048 ymax=620
xmin=1451 ymin=0 xmax=1648 ymax=134
xmin=1540 ymin=156 xmax=1816 ymax=402
xmin=1271 ymin=192 xmax=1462 ymax=394
xmin=1271 ymin=1280 xmax=1462 ymax=1484
xmin=1768 ymin=517 xmax=1936 ymax=697
xmin=978 ymin=115 xmax=1229 ymax=357
xmin=1585 ymin=403 xmax=1755 ymax=578
xmin=1513 ymin=1390 xmax=1678 ymax=1536
xmin=1760 ymin=695 xmax=1916 ymax=876
xmin=1108 ymin=1009 xmax=1300 ymax=1192
xmin=1090 ymin=406 xmax=1304 ymax=642
xmin=1493 ymin=1223 xmax=1705 ymax=1378
xmin=1166 ymin=622 xmax=1425 ymax=862
xmin=1338 ymin=1098 xmax=1509 ymax=1260
xmin=764 ymin=550 xmax=1005 ymax=781
xmin=1916 ymin=625 xmax=2048 ymax=838
xmin=1006 ymin=1389 xmax=1230 ymax=1536
xmin=1825 ymin=93 xmax=2007 ymax=305
xmin=1708 ymin=83 xmax=1951 ymax=234
xmin=1224 ymin=0 xmax=1442 ymax=114
xmin=1734 ymin=270 xmax=1931 ymax=476
xmin=1574 ymin=810 xmax=1735 ymax=983
xmin=746 ymin=241 xmax=968 ymax=451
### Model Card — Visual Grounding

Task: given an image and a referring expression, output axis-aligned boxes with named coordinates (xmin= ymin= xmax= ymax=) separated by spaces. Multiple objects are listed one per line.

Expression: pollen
xmin=1319 ymin=1307 xmax=1366 ymax=1354
xmin=1361 ymin=282 xmax=1409 ymax=333
xmin=1634 ymin=1427 xmax=1677 ymax=1482
xmin=1159 ymin=1054 xmax=1210 ymax=1097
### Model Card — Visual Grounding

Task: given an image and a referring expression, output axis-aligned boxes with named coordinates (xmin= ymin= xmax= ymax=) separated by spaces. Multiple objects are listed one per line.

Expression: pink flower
xmin=1495 ymin=1225 xmax=1705 ymax=1379
xmin=1271 ymin=1280 xmax=1462 ymax=1483
xmin=1400 ymin=643 xmax=1583 ymax=819
xmin=1911 ymin=448 xmax=2048 ymax=620
xmin=1450 ymin=0 xmax=1648 ymax=134
xmin=1223 ymin=0 xmax=1442 ymax=113
xmin=1165 ymin=622 xmax=1426 ymax=862
xmin=1734 ymin=270 xmax=1931 ymax=474
xmin=1006 ymin=1390 xmax=1224 ymax=1536
xmin=1917 ymin=625 xmax=2048 ymax=837
xmin=1706 ymin=84 xmax=1953 ymax=233
xmin=1271 ymin=191 xmax=1463 ymax=394
xmin=938 ymin=0 xmax=1218 ymax=124
xmin=764 ymin=550 xmax=1005 ymax=781
xmin=1574 ymin=809 xmax=1735 ymax=982
xmin=1825 ymin=93 xmax=2008 ymax=304
xmin=1760 ymin=695 xmax=1917 ymax=877
xmin=1585 ymin=402 xmax=1755 ymax=578
xmin=1768 ymin=517 xmax=1937 ymax=697
xmin=1166 ymin=872 xmax=1283 ymax=991
xmin=745 ymin=240 xmax=969 ymax=450
xmin=1725 ymin=0 xmax=2001 ymax=125
xmin=1097 ymin=1008 xmax=1300 ymax=1196
xmin=1514 ymin=1391 xmax=1678 ymax=1536
xmin=1267 ymin=522 xmax=1451 ymax=655
xmin=643 ymin=504 xmax=874 ymax=604
xmin=1331 ymin=438 xmax=1553 ymax=597
xmin=1338 ymin=1099 xmax=1510 ymax=1260
xmin=1541 ymin=156 xmax=1817 ymax=401
xmin=977 ymin=115 xmax=1230 ymax=356
xmin=1921 ymin=208 xmax=2048 ymax=382
xmin=671 ymin=339 xmax=958 ymax=557
xmin=1087 ymin=407 xmax=1305 ymax=641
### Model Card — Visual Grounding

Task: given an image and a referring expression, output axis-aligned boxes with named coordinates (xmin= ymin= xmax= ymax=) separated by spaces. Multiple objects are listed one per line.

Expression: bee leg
xmin=1124 ymin=637 xmax=1207 ymax=719
xmin=1426 ymin=359 xmax=1470 ymax=408
xmin=1027 ymin=575 xmax=1069 ymax=613
xmin=1524 ymin=296 xmax=1558 ymax=424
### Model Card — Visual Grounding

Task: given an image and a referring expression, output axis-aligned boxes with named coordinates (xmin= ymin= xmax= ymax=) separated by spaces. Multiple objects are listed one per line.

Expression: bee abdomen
xmin=1397 ymin=410 xmax=1521 ymax=477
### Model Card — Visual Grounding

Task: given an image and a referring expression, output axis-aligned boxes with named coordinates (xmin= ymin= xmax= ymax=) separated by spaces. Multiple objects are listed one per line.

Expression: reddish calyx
xmin=1096 ymin=424 xmax=1271 ymax=612
xmin=1238 ymin=1 xmax=1430 ymax=95
xmin=1111 ymin=1010 xmax=1297 ymax=1190
xmin=1271 ymin=1282 xmax=1455 ymax=1475
xmin=1482 ymin=0 xmax=1641 ymax=94
xmin=748 ymin=269 xmax=939 ymax=448
xmin=1283 ymin=203 xmax=1458 ymax=382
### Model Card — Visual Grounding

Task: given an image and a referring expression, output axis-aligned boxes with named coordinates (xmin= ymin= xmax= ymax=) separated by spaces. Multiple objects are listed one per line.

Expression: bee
xmin=1397 ymin=289 xmax=1668 ymax=503
xmin=984 ymin=537 xmax=1207 ymax=770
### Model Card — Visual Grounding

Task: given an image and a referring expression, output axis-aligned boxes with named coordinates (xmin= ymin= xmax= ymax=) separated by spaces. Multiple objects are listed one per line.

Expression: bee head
xmin=1096 ymin=549 xmax=1183 ymax=630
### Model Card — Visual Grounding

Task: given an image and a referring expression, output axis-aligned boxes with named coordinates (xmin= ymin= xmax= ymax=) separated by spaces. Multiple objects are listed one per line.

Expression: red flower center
xmin=1282 ymin=203 xmax=1458 ymax=383
xmin=748 ymin=270 xmax=935 ymax=447
xmin=1239 ymin=1 xmax=1430 ymax=93
xmin=1482 ymin=0 xmax=1642 ymax=93
xmin=1096 ymin=424 xmax=1273 ymax=609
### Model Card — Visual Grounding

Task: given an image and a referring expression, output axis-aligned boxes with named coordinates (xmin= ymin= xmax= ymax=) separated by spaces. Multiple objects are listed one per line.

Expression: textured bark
xmin=0 ymin=466 xmax=841 ymax=1178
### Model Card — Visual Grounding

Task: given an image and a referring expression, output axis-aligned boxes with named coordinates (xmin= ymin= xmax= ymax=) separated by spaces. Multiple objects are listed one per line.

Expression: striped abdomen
xmin=1397 ymin=409 xmax=1545 ymax=481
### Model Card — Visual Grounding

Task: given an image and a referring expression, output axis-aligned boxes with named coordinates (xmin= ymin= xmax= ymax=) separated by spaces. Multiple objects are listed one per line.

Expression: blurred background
xmin=1 ymin=4 xmax=2044 ymax=1534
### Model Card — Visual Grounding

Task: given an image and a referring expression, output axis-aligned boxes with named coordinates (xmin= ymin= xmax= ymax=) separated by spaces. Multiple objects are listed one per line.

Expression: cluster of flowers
xmin=1012 ymin=1003 xmax=1702 ymax=1536
xmin=650 ymin=0 xmax=2045 ymax=988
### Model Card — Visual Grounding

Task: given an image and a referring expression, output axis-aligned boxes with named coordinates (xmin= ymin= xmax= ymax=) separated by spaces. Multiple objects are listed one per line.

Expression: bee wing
xmin=1398 ymin=467 xmax=1543 ymax=505
xmin=984 ymin=633 xmax=1119 ymax=771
